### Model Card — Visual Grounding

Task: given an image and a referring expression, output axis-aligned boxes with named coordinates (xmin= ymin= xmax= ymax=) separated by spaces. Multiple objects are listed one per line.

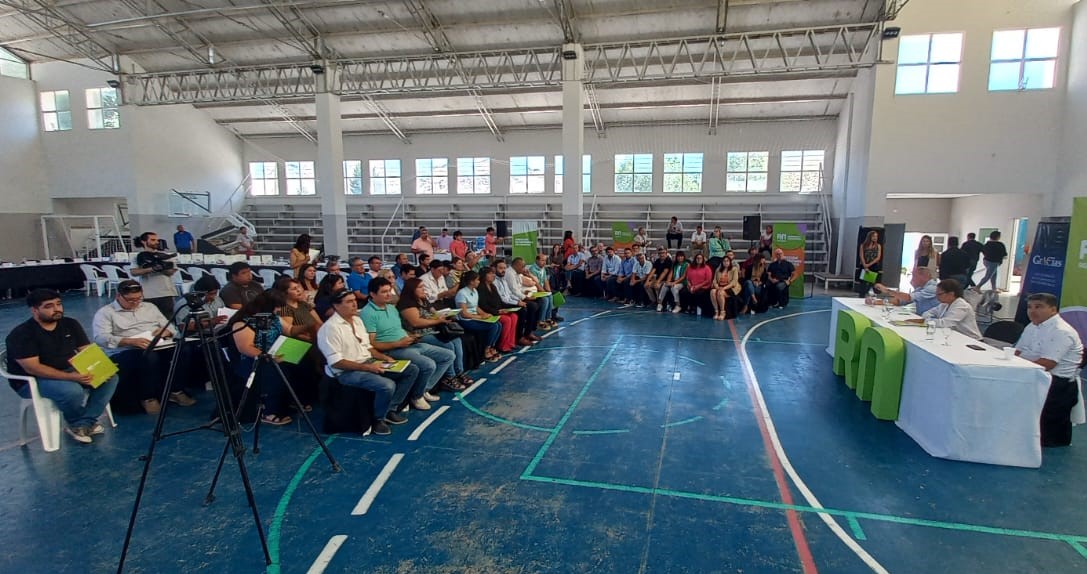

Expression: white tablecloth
xmin=827 ymin=298 xmax=1051 ymax=468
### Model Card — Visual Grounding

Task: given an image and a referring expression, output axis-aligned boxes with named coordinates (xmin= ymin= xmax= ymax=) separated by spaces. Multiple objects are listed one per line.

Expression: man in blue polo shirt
xmin=616 ymin=248 xmax=636 ymax=304
xmin=346 ymin=256 xmax=371 ymax=304
xmin=173 ymin=225 xmax=195 ymax=254
xmin=361 ymin=278 xmax=455 ymax=407
xmin=600 ymin=246 xmax=622 ymax=301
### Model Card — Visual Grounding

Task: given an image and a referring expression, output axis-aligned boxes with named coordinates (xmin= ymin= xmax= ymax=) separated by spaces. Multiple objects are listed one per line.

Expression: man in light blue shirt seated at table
xmin=874 ymin=266 xmax=939 ymax=315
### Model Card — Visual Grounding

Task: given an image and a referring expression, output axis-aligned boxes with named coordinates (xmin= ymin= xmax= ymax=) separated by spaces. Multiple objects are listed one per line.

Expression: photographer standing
xmin=131 ymin=231 xmax=178 ymax=317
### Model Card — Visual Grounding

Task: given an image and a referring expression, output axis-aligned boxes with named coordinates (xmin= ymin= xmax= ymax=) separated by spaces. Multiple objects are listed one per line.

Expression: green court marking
xmin=521 ymin=339 xmax=623 ymax=479
xmin=660 ymin=415 xmax=703 ymax=428
xmin=711 ymin=398 xmax=729 ymax=411
xmin=572 ymin=428 xmax=631 ymax=435
xmin=848 ymin=516 xmax=867 ymax=540
xmin=519 ymin=474 xmax=1087 ymax=549
xmin=456 ymin=395 xmax=555 ymax=433
xmin=678 ymin=355 xmax=706 ymax=366
xmin=267 ymin=435 xmax=339 ymax=574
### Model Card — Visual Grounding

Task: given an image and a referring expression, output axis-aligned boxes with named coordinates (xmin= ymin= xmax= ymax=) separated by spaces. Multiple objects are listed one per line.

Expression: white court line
xmin=541 ymin=326 xmax=564 ymax=338
xmin=351 ymin=453 xmax=405 ymax=515
xmin=453 ymin=377 xmax=487 ymax=401
xmin=739 ymin=310 xmax=889 ymax=574
xmin=490 ymin=356 xmax=517 ymax=374
xmin=306 ymin=535 xmax=348 ymax=574
xmin=672 ymin=372 xmax=681 ymax=381
xmin=408 ymin=405 xmax=450 ymax=441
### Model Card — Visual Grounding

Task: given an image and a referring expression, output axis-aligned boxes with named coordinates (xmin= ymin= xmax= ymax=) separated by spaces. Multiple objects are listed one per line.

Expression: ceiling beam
xmin=0 ymin=0 xmax=113 ymax=71
xmin=114 ymin=0 xmax=210 ymax=65
xmin=715 ymin=0 xmax=729 ymax=34
xmin=552 ymin=0 xmax=579 ymax=44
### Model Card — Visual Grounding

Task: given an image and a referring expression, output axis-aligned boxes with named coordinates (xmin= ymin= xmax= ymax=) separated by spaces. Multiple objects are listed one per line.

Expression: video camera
xmin=245 ymin=312 xmax=278 ymax=332
xmin=136 ymin=250 xmax=177 ymax=273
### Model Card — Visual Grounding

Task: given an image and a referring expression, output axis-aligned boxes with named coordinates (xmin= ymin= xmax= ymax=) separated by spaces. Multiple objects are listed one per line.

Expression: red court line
xmin=728 ymin=319 xmax=819 ymax=574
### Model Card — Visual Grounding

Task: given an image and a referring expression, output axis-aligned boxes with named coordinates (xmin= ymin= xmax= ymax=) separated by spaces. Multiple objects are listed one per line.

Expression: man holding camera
xmin=131 ymin=231 xmax=179 ymax=318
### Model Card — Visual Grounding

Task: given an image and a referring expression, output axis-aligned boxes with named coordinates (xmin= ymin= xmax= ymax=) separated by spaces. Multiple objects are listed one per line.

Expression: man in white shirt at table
xmin=1015 ymin=292 xmax=1084 ymax=447
xmin=915 ymin=279 xmax=982 ymax=339
xmin=874 ymin=266 xmax=939 ymax=315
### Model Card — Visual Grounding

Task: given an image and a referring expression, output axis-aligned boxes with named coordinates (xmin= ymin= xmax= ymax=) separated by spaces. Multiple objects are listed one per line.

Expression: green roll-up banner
xmin=611 ymin=223 xmax=635 ymax=248
xmin=772 ymin=222 xmax=807 ymax=298
xmin=512 ymin=220 xmax=539 ymax=262
xmin=1060 ymin=197 xmax=1087 ymax=343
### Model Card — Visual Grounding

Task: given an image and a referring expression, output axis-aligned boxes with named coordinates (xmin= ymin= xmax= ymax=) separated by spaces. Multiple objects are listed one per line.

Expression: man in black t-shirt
xmin=645 ymin=247 xmax=673 ymax=308
xmin=977 ymin=230 xmax=1009 ymax=293
xmin=939 ymin=236 xmax=972 ymax=286
xmin=960 ymin=232 xmax=984 ymax=287
xmin=766 ymin=249 xmax=797 ymax=309
xmin=5 ymin=289 xmax=117 ymax=444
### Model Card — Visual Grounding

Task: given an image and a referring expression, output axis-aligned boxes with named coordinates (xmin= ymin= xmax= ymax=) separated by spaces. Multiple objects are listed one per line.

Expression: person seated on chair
xmin=527 ymin=253 xmax=564 ymax=324
xmin=317 ymin=289 xmax=422 ymax=436
xmin=313 ymin=273 xmax=346 ymax=320
xmin=455 ymin=271 xmax=504 ymax=362
xmin=228 ymin=289 xmax=302 ymax=425
xmin=390 ymin=253 xmax=411 ymax=279
xmin=711 ymin=254 xmax=741 ymax=320
xmin=901 ymin=279 xmax=982 ymax=339
xmin=765 ymin=248 xmax=797 ymax=309
xmin=563 ymin=244 xmax=587 ymax=296
xmin=346 ymin=256 xmax=372 ymax=304
xmin=367 ymin=256 xmax=383 ymax=278
xmin=478 ymin=266 xmax=522 ymax=352
xmin=684 ymin=253 xmax=713 ymax=315
xmin=707 ymin=227 xmax=730 ymax=269
xmin=92 ymin=280 xmax=194 ymax=414
xmin=219 ymin=261 xmax=264 ymax=310
xmin=629 ymin=251 xmax=652 ymax=308
xmin=509 ymin=256 xmax=553 ymax=328
xmin=1015 ymin=292 xmax=1085 ymax=447
xmin=5 ymin=288 xmax=118 ymax=444
xmin=397 ymin=278 xmax=472 ymax=391
xmin=234 ymin=227 xmax=255 ymax=255
xmin=659 ymin=251 xmax=688 ymax=313
xmin=421 ymin=260 xmax=458 ymax=308
xmin=600 ymin=247 xmax=622 ymax=301
xmin=362 ymin=277 xmax=453 ymax=410
xmin=131 ymin=231 xmax=179 ymax=318
xmin=412 ymin=227 xmax=437 ymax=259
xmin=690 ymin=225 xmax=708 ymax=259
xmin=645 ymin=247 xmax=672 ymax=308
xmin=615 ymin=248 xmax=635 ymax=305
xmin=174 ymin=275 xmax=228 ymax=334
xmin=496 ymin=259 xmax=543 ymax=343
xmin=874 ymin=266 xmax=939 ymax=315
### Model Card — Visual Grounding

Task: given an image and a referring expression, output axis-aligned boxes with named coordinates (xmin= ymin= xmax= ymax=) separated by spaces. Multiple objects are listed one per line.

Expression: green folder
xmin=268 ymin=336 xmax=312 ymax=364
xmin=531 ymin=291 xmax=552 ymax=299
xmin=860 ymin=269 xmax=878 ymax=283
xmin=69 ymin=344 xmax=119 ymax=388
xmin=501 ymin=307 xmax=522 ymax=313
xmin=368 ymin=359 xmax=412 ymax=373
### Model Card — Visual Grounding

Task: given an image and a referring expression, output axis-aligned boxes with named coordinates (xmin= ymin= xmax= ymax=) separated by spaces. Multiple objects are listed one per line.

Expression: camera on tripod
xmin=245 ymin=312 xmax=277 ymax=332
xmin=182 ymin=290 xmax=210 ymax=310
xmin=136 ymin=250 xmax=177 ymax=273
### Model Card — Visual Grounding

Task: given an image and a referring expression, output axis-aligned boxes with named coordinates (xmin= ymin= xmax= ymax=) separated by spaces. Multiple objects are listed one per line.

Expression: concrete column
xmin=561 ymin=43 xmax=585 ymax=239
xmin=832 ymin=67 xmax=880 ymax=274
xmin=316 ymin=83 xmax=348 ymax=258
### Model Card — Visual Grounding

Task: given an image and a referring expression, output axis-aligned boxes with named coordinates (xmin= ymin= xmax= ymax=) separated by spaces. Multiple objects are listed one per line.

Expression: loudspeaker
xmin=495 ymin=220 xmax=509 ymax=238
xmin=742 ymin=216 xmax=761 ymax=241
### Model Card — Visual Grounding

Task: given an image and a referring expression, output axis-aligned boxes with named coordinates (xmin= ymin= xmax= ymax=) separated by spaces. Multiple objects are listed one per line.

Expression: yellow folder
xmin=69 ymin=344 xmax=119 ymax=388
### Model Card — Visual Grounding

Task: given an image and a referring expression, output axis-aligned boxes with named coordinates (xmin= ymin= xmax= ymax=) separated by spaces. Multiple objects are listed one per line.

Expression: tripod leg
xmin=204 ymin=441 xmax=232 ymax=505
xmin=267 ymin=359 xmax=342 ymax=472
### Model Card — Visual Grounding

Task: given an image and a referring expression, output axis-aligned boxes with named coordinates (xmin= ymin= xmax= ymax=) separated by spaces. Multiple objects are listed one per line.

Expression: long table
xmin=827 ymin=297 xmax=1051 ymax=468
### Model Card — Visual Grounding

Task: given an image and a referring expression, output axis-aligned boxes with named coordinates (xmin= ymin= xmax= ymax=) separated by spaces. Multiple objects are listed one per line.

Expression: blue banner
xmin=1014 ymin=218 xmax=1070 ymax=324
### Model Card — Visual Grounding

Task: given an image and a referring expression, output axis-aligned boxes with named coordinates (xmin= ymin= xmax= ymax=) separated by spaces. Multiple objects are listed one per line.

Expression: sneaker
xmin=672 ymin=306 xmax=682 ymax=314
xmin=385 ymin=411 xmax=408 ymax=425
xmin=656 ymin=304 xmax=663 ymax=312
xmin=141 ymin=399 xmax=161 ymax=415
xmin=553 ymin=315 xmax=565 ymax=322
xmin=370 ymin=420 xmax=391 ymax=436
xmin=423 ymin=391 xmax=441 ymax=402
xmin=65 ymin=426 xmax=92 ymax=444
xmin=89 ymin=423 xmax=106 ymax=436
xmin=169 ymin=391 xmax=196 ymax=407
xmin=410 ymin=397 xmax=431 ymax=411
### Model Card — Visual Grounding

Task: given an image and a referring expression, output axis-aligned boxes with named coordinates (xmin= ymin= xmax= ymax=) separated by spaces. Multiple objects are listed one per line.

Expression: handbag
xmin=435 ymin=321 xmax=465 ymax=342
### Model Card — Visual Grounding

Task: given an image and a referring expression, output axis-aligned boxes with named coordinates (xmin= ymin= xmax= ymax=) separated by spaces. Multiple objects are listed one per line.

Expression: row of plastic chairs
xmin=80 ymin=264 xmax=294 ymax=298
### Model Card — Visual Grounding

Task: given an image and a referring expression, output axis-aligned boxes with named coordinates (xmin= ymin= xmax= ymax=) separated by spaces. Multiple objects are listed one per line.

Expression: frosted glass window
xmin=894 ymin=33 xmax=962 ymax=95
xmin=554 ymin=154 xmax=592 ymax=194
xmin=249 ymin=162 xmax=279 ymax=196
xmin=614 ymin=153 xmax=653 ymax=193
xmin=663 ymin=153 xmax=703 ymax=193
xmin=415 ymin=158 xmax=449 ymax=195
xmin=369 ymin=159 xmax=402 ymax=195
xmin=989 ymin=28 xmax=1060 ymax=91
xmin=726 ymin=152 xmax=769 ymax=192
xmin=285 ymin=161 xmax=316 ymax=195
xmin=344 ymin=160 xmax=363 ymax=195
xmin=40 ymin=90 xmax=72 ymax=132
xmin=780 ymin=150 xmax=824 ymax=193
xmin=456 ymin=157 xmax=491 ymax=194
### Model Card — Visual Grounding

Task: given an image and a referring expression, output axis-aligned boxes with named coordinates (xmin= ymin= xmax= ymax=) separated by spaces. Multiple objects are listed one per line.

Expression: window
xmin=989 ymin=28 xmax=1060 ymax=91
xmin=554 ymin=155 xmax=592 ymax=194
xmin=86 ymin=87 xmax=121 ymax=129
xmin=369 ymin=159 xmax=402 ymax=195
xmin=894 ymin=33 xmax=963 ymax=95
xmin=510 ymin=156 xmax=546 ymax=194
xmin=726 ymin=152 xmax=769 ymax=192
xmin=0 ymin=47 xmax=28 ymax=79
xmin=415 ymin=158 xmax=449 ymax=195
xmin=249 ymin=162 xmax=279 ymax=196
xmin=780 ymin=150 xmax=824 ymax=193
xmin=285 ymin=161 xmax=316 ymax=195
xmin=663 ymin=153 xmax=704 ymax=193
xmin=614 ymin=153 xmax=653 ymax=193
xmin=344 ymin=160 xmax=363 ymax=195
xmin=457 ymin=157 xmax=491 ymax=194
xmin=40 ymin=90 xmax=72 ymax=132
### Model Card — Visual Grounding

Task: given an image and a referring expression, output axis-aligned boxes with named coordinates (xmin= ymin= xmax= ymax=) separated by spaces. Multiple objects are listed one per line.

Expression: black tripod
xmin=204 ymin=313 xmax=341 ymax=504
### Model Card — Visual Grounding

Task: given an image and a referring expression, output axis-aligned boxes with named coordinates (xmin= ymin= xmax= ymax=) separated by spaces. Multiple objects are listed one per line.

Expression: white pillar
xmin=561 ymin=43 xmax=585 ymax=239
xmin=316 ymin=84 xmax=348 ymax=259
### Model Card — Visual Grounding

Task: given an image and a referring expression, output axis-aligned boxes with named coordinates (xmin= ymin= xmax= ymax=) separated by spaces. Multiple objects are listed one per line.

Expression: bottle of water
xmin=865 ymin=287 xmax=875 ymax=305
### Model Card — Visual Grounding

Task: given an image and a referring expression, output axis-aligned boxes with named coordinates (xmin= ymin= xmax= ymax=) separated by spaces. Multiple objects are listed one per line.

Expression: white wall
xmin=1054 ymin=0 xmax=1087 ymax=215
xmin=867 ymin=0 xmax=1077 ymax=201
xmin=885 ymin=198 xmax=952 ymax=231
xmin=0 ymin=74 xmax=51 ymax=260
xmin=242 ymin=120 xmax=837 ymax=201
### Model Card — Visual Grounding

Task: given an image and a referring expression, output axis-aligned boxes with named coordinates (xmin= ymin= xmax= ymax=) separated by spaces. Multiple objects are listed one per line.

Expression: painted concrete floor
xmin=0 ymin=291 xmax=1085 ymax=574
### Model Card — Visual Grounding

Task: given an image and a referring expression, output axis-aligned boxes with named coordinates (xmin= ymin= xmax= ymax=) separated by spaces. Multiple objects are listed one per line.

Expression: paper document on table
xmin=890 ymin=320 xmax=925 ymax=327
xmin=133 ymin=330 xmax=176 ymax=348
xmin=217 ymin=308 xmax=237 ymax=321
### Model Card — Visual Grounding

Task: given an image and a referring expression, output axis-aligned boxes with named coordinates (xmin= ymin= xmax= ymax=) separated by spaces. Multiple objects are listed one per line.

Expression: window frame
xmin=369 ymin=159 xmax=402 ymax=196
xmin=415 ymin=158 xmax=450 ymax=195
xmin=555 ymin=154 xmax=592 ymax=194
xmin=86 ymin=87 xmax=121 ymax=130
xmin=509 ymin=155 xmax=546 ymax=194
xmin=456 ymin=157 xmax=491 ymax=195
xmin=893 ymin=32 xmax=964 ymax=95
xmin=0 ymin=46 xmax=29 ymax=79
xmin=725 ymin=151 xmax=770 ymax=193
xmin=248 ymin=161 xmax=280 ymax=196
xmin=343 ymin=160 xmax=363 ymax=195
xmin=614 ymin=153 xmax=653 ymax=193
xmin=40 ymin=90 xmax=72 ymax=132
xmin=283 ymin=160 xmax=316 ymax=196
xmin=662 ymin=152 xmax=704 ymax=193
xmin=988 ymin=27 xmax=1061 ymax=91
xmin=779 ymin=150 xmax=825 ymax=194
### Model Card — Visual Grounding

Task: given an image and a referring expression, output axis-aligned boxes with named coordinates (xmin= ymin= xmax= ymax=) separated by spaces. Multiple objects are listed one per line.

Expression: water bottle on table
xmin=925 ymin=319 xmax=936 ymax=341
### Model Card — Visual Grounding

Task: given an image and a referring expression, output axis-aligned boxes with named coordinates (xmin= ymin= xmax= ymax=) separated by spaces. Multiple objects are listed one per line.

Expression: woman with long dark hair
xmin=290 ymin=233 xmax=313 ymax=276
xmin=228 ymin=289 xmax=295 ymax=425
xmin=684 ymin=252 xmax=713 ymax=316
xmin=562 ymin=230 xmax=577 ymax=260
xmin=296 ymin=263 xmax=319 ymax=303
xmin=313 ymin=273 xmax=346 ymax=320
xmin=711 ymin=254 xmax=741 ymax=320
xmin=454 ymin=271 xmax=503 ymax=361
xmin=397 ymin=278 xmax=472 ymax=390
xmin=477 ymin=266 xmax=520 ymax=352
xmin=858 ymin=229 xmax=882 ymax=296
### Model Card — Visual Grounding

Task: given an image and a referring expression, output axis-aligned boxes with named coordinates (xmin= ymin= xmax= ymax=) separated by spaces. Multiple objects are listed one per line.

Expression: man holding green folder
xmin=5 ymin=289 xmax=118 ymax=444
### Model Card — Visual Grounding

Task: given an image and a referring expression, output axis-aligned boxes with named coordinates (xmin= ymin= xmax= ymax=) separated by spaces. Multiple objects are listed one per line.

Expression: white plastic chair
xmin=185 ymin=266 xmax=209 ymax=281
xmin=281 ymin=269 xmax=294 ymax=278
xmin=257 ymin=268 xmax=279 ymax=288
xmin=174 ymin=269 xmax=194 ymax=295
xmin=79 ymin=264 xmax=107 ymax=297
xmin=0 ymin=349 xmax=116 ymax=452
xmin=101 ymin=265 xmax=128 ymax=295
xmin=211 ymin=268 xmax=230 ymax=286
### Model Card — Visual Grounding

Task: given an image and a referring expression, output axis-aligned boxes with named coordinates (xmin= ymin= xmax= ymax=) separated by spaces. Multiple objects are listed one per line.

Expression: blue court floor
xmin=0 ymin=291 xmax=1085 ymax=573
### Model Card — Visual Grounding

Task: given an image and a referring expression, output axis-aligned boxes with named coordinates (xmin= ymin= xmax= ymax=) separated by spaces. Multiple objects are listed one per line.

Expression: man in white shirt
xmin=600 ymin=247 xmax=622 ymax=301
xmin=317 ymin=289 xmax=422 ymax=436
xmin=495 ymin=258 xmax=542 ymax=344
xmin=690 ymin=225 xmax=708 ymax=259
xmin=131 ymin=231 xmax=180 ymax=318
xmin=919 ymin=279 xmax=982 ymax=339
xmin=1015 ymin=292 xmax=1085 ymax=447
xmin=630 ymin=251 xmax=653 ymax=307
xmin=420 ymin=260 xmax=458 ymax=307
xmin=235 ymin=227 xmax=255 ymax=255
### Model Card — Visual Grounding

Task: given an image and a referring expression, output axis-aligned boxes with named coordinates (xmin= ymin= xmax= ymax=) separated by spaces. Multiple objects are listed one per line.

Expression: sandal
xmin=302 ymin=404 xmax=313 ymax=413
xmin=262 ymin=414 xmax=293 ymax=426
xmin=457 ymin=374 xmax=475 ymax=386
